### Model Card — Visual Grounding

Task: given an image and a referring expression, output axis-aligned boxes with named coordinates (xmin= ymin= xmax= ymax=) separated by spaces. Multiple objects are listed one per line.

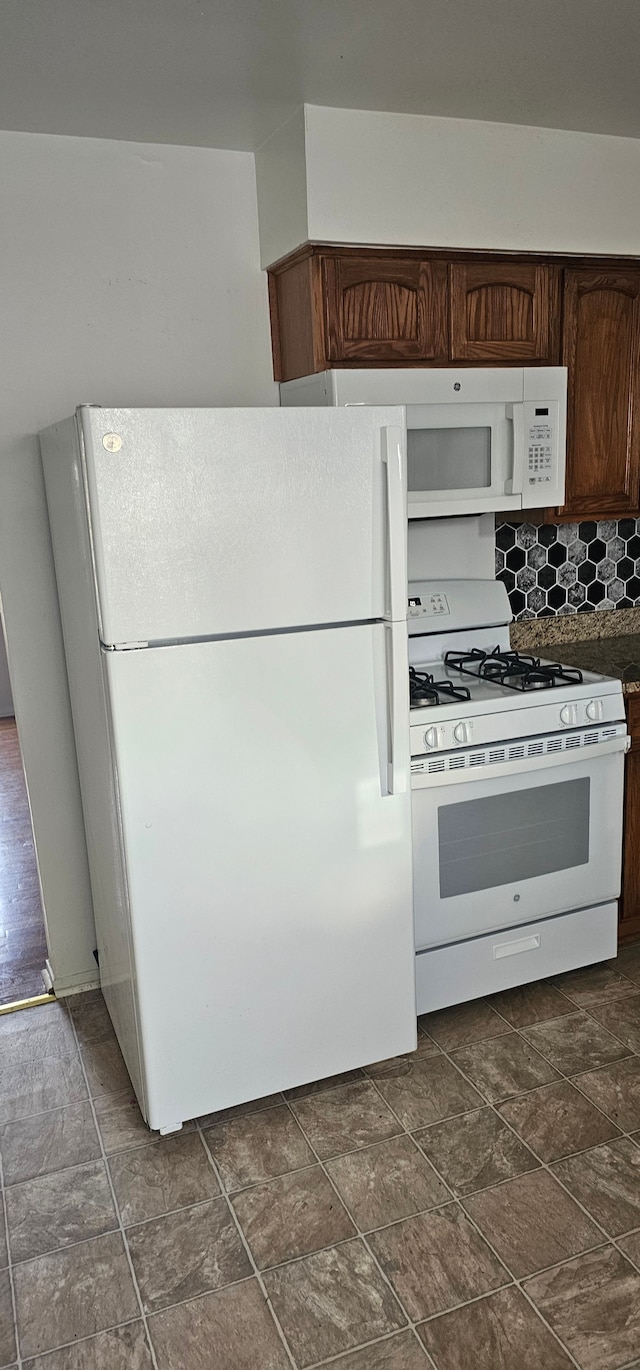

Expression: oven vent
xmin=411 ymin=722 xmax=626 ymax=776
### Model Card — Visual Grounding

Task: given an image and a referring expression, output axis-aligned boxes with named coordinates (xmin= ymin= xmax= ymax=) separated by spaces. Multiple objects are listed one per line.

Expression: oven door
xmin=412 ymin=735 xmax=627 ymax=949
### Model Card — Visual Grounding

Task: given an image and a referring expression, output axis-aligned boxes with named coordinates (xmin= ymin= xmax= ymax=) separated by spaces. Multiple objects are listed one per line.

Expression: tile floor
xmin=3 ymin=948 xmax=640 ymax=1367
xmin=0 ymin=720 xmax=49 ymax=1006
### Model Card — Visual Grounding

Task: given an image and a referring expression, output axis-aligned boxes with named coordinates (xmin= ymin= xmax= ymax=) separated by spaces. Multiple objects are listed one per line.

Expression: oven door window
xmin=407 ymin=426 xmax=491 ymax=493
xmin=438 ymin=778 xmax=590 ymax=899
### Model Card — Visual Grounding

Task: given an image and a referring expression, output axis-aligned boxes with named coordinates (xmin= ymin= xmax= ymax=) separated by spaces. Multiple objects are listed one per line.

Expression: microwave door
xmin=406 ymin=402 xmax=521 ymax=518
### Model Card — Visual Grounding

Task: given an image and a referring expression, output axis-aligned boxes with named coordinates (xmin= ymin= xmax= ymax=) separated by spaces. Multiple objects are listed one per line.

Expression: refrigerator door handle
xmin=381 ymin=426 xmax=406 ymax=622
xmin=386 ymin=620 xmax=409 ymax=796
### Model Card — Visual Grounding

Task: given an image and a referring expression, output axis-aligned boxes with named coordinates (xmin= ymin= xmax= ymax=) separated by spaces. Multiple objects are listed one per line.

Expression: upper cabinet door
xmin=559 ymin=270 xmax=640 ymax=517
xmin=450 ymin=263 xmax=560 ymax=362
xmin=323 ymin=256 xmax=449 ymax=363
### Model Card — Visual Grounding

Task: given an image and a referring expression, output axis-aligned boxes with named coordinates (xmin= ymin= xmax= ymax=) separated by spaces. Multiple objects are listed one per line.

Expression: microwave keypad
xmin=527 ymin=422 xmax=553 ymax=485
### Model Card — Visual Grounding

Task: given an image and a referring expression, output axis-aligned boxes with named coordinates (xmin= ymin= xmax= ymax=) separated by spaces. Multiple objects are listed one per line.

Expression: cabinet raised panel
xmin=559 ymin=271 xmax=640 ymax=518
xmin=323 ymin=257 xmax=448 ymax=363
xmin=450 ymin=264 xmax=560 ymax=362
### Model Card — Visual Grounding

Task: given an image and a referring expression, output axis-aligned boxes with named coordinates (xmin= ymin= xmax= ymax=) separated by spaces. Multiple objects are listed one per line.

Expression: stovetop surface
xmin=409 ymin=649 xmax=622 ymax=717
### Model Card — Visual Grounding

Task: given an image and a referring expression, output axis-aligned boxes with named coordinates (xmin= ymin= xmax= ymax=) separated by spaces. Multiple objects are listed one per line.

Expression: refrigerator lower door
xmin=104 ymin=623 xmax=415 ymax=1131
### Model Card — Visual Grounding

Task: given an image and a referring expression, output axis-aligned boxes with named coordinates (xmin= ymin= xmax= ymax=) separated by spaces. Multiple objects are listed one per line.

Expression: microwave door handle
xmin=381 ymin=426 xmax=406 ymax=621
xmin=511 ymin=403 xmax=525 ymax=496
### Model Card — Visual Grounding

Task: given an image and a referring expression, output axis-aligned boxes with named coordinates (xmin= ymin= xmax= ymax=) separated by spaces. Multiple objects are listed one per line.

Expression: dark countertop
xmin=548 ymin=634 xmax=640 ymax=693
xmin=509 ymin=608 xmax=640 ymax=696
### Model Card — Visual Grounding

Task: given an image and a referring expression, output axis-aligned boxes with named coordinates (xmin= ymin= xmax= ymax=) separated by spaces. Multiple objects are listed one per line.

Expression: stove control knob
xmin=586 ymin=699 xmax=604 ymax=722
xmin=560 ymin=703 xmax=578 ymax=727
xmin=424 ymin=726 xmax=440 ymax=750
xmin=453 ymin=721 xmax=471 ymax=745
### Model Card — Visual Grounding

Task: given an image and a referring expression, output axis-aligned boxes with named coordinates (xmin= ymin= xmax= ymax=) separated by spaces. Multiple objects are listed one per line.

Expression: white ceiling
xmin=2 ymin=0 xmax=640 ymax=152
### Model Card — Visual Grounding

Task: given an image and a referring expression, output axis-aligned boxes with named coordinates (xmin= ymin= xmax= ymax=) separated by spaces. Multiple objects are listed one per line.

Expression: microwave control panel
xmin=524 ymin=402 xmax=558 ymax=489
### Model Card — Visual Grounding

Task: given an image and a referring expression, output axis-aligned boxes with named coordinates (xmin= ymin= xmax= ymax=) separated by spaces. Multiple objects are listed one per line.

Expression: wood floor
xmin=0 ymin=717 xmax=48 ymax=1005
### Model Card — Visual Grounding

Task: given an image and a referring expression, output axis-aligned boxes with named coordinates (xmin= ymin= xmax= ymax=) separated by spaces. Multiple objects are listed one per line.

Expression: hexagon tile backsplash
xmin=495 ymin=519 xmax=640 ymax=619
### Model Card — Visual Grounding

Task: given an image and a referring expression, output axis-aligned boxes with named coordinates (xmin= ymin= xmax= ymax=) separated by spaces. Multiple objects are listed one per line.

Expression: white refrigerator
xmin=40 ymin=406 xmax=416 ymax=1133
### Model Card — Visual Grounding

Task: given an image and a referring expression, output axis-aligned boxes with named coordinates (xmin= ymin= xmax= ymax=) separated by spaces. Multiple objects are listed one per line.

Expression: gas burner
xmin=409 ymin=667 xmax=472 ymax=707
xmin=444 ymin=647 xmax=584 ymax=693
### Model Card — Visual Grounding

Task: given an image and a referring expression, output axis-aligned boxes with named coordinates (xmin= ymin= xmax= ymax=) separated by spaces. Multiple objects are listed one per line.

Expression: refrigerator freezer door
xmin=79 ymin=407 xmax=407 ymax=646
xmin=104 ymin=624 xmax=415 ymax=1131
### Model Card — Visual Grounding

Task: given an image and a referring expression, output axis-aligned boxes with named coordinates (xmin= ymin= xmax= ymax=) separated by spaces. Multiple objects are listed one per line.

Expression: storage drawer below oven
xmin=415 ymin=902 xmax=618 ymax=1015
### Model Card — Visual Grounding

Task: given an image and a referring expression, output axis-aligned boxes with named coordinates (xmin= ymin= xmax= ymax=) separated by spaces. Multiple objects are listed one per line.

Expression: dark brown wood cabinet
xmin=558 ymin=270 xmax=640 ymax=519
xmin=621 ymin=695 xmax=640 ymax=943
xmin=323 ymin=256 xmax=449 ymax=364
xmin=449 ymin=262 xmax=560 ymax=363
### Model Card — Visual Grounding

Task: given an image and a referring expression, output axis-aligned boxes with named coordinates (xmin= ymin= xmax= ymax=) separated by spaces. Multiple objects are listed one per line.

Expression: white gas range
xmin=408 ymin=579 xmax=630 ymax=1015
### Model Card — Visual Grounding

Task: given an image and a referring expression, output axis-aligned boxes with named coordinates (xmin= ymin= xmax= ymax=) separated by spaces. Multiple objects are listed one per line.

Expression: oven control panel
xmin=408 ymin=593 xmax=450 ymax=620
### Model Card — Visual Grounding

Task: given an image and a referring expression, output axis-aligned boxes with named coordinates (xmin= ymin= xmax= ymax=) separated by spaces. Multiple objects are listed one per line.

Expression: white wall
xmin=0 ymin=619 xmax=13 ymax=717
xmin=0 ymin=130 xmax=276 ymax=993
xmin=257 ymin=104 xmax=640 ymax=265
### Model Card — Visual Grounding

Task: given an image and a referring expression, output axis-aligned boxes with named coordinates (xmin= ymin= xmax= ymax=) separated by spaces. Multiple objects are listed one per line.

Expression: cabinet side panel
xmin=40 ymin=417 xmax=145 ymax=1113
xmin=269 ymin=255 xmax=324 ymax=382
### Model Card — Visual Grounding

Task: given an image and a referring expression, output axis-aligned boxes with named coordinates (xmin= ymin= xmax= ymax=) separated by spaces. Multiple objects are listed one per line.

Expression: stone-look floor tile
xmin=325 ymin=1135 xmax=449 ymax=1231
xmin=417 ymin=1284 xmax=575 ymax=1370
xmin=525 ymin=1244 xmax=640 ymax=1370
xmin=0 ymin=1004 xmax=75 ymax=1065
xmin=148 ymin=1278 xmax=290 ymax=1369
xmin=373 ymin=1055 xmax=484 ymax=1129
xmin=94 ymin=1091 xmax=156 ymax=1154
xmin=197 ymin=1092 xmax=283 ymax=1127
xmin=463 ymin=1168 xmax=602 ymax=1279
xmin=22 ymin=1322 xmax=153 ymax=1368
xmin=326 ymin=1331 xmax=430 ymax=1369
xmin=363 ymin=1035 xmax=440 ymax=1080
xmin=6 ymin=1160 xmax=118 ymax=1262
xmin=0 ymin=1210 xmax=7 ymax=1270
xmin=284 ymin=1069 xmax=365 ymax=1100
xmin=289 ymin=1081 xmax=401 ymax=1159
xmin=611 ymin=943 xmax=640 ymax=986
xmin=419 ymin=1000 xmax=510 ymax=1051
xmin=520 ymin=1012 xmax=632 ymax=1076
xmin=79 ymin=1036 xmax=131 ymax=1098
xmin=67 ymin=990 xmax=113 ymax=1045
xmin=498 ymin=1079 xmax=621 ymax=1162
xmin=617 ymin=1229 xmax=640 ymax=1267
xmin=552 ymin=1137 xmax=640 ymax=1237
xmin=109 ymin=1132 xmax=219 ymax=1226
xmin=574 ymin=1056 xmax=640 ymax=1131
xmin=551 ymin=962 xmax=638 ymax=1007
xmin=415 ymin=1107 xmax=538 ymax=1196
xmin=0 ymin=1268 xmax=16 ymax=1368
xmin=203 ymin=1105 xmax=314 ymax=1191
xmin=487 ymin=982 xmax=574 ymax=1028
xmin=589 ymin=993 xmax=640 ymax=1054
xmin=263 ymin=1238 xmax=406 ymax=1367
xmin=0 ymin=1102 xmax=101 ymax=1187
xmin=126 ymin=1196 xmax=251 ymax=1313
xmin=232 ymin=1164 xmax=355 ymax=1267
xmin=13 ymin=1231 xmax=139 ymax=1360
xmin=0 ymin=1055 xmax=87 ymax=1123
xmin=369 ymin=1203 xmax=508 ymax=1321
xmin=451 ymin=1034 xmax=560 ymax=1104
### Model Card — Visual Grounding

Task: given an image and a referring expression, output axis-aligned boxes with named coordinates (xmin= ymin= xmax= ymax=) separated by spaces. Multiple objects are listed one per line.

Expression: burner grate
xmin=444 ymin=647 xmax=584 ymax=692
xmin=409 ymin=667 xmax=471 ymax=707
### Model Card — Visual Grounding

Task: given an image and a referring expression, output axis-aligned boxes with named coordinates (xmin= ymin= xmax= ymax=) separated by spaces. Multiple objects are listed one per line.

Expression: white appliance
xmin=40 ymin=406 xmax=416 ymax=1134
xmin=281 ymin=367 xmax=567 ymax=518
xmin=407 ymin=579 xmax=629 ymax=1014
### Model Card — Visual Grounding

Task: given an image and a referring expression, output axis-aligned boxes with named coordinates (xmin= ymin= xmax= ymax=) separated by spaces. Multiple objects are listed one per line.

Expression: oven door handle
xmin=411 ymin=733 xmax=630 ymax=788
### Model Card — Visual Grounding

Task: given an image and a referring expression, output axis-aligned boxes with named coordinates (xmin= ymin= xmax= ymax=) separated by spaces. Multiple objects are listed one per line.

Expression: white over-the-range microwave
xmin=281 ymin=366 xmax=567 ymax=518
